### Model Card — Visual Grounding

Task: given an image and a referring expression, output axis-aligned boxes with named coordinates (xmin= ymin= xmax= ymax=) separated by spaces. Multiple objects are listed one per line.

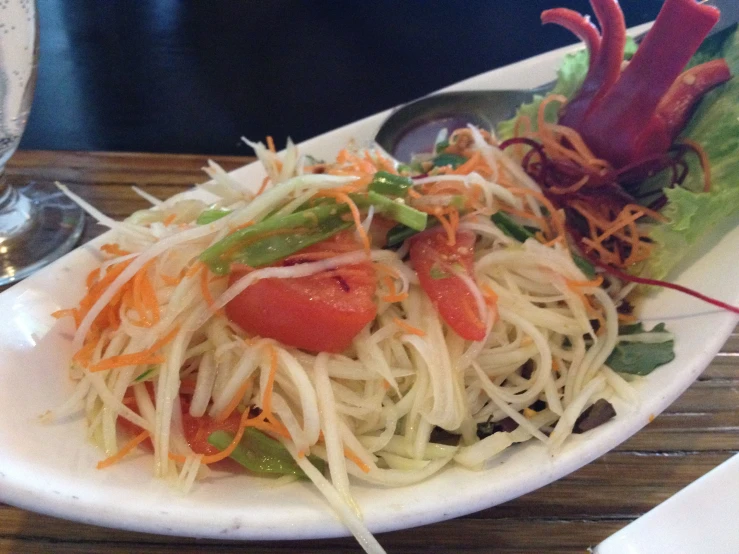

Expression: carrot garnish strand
xmin=481 ymin=284 xmax=499 ymax=306
xmin=100 ymin=243 xmax=131 ymax=257
xmin=256 ymin=176 xmax=270 ymax=196
xmin=88 ymin=326 xmax=179 ymax=372
xmin=381 ymin=275 xmax=408 ymax=303
xmin=200 ymin=265 xmax=217 ymax=308
xmin=566 ymin=275 xmax=604 ymax=288
xmin=216 ymin=377 xmax=252 ymax=423
xmin=679 ymin=138 xmax=712 ymax=192
xmin=96 ymin=430 xmax=151 ymax=469
xmin=393 ymin=318 xmax=426 ymax=337
xmin=344 ymin=447 xmax=370 ymax=473
xmin=160 ymin=273 xmax=181 ymax=286
xmin=333 ymin=192 xmax=371 ymax=252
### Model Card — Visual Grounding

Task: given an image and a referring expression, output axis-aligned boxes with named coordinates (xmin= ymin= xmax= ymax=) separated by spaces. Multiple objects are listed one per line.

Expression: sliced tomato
xmin=410 ymin=227 xmax=488 ymax=341
xmin=117 ymin=394 xmax=242 ymax=456
xmin=180 ymin=408 xmax=242 ymax=456
xmin=225 ymin=232 xmax=377 ymax=353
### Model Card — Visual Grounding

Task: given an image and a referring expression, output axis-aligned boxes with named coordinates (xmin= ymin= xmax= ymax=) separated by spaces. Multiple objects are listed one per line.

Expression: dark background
xmin=21 ymin=0 xmax=663 ymax=156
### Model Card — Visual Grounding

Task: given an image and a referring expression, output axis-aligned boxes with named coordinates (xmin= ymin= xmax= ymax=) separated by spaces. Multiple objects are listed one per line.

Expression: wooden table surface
xmin=2 ymin=151 xmax=738 ymax=554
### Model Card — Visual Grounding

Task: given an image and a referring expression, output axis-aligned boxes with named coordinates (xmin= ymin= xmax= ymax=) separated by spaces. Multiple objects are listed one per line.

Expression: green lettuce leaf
xmin=497 ymin=38 xmax=637 ymax=141
xmin=644 ymin=25 xmax=739 ymax=278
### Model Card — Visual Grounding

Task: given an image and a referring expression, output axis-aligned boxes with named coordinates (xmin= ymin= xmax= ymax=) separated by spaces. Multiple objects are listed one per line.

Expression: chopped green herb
xmin=368 ymin=171 xmax=413 ymax=197
xmin=237 ymin=218 xmax=352 ymax=269
xmin=491 ymin=212 xmax=536 ymax=242
xmin=208 ymin=428 xmax=325 ymax=478
xmin=396 ymin=163 xmax=413 ymax=175
xmin=196 ymin=208 xmax=232 ymax=225
xmin=386 ymin=223 xmax=420 ymax=247
xmin=386 ymin=216 xmax=439 ymax=247
xmin=606 ymin=323 xmax=675 ymax=375
xmin=435 ymin=139 xmax=450 ymax=153
xmin=429 ymin=264 xmax=449 ymax=280
xmin=363 ymin=191 xmax=427 ymax=231
xmin=432 ymin=153 xmax=467 ymax=169
xmin=200 ymin=203 xmax=352 ymax=274
xmin=572 ymin=253 xmax=596 ymax=279
xmin=135 ymin=365 xmax=158 ymax=382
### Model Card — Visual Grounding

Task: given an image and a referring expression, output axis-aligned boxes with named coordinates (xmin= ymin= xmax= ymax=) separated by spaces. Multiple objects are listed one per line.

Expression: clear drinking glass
xmin=0 ymin=0 xmax=84 ymax=286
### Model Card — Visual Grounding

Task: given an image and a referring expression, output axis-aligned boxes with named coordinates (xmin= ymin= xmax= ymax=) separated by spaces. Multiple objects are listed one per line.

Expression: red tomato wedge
xmin=410 ymin=228 xmax=488 ymax=341
xmin=225 ymin=232 xmax=377 ymax=353
xmin=181 ymin=409 xmax=242 ymax=456
xmin=117 ymin=394 xmax=242 ymax=456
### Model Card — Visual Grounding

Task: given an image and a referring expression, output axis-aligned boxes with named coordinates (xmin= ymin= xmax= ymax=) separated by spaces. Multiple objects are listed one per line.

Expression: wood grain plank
xmin=0 ymin=515 xmax=629 ymax=553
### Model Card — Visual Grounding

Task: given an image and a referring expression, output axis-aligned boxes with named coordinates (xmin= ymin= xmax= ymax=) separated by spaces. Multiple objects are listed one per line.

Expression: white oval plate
xmin=1 ymin=29 xmax=738 ymax=540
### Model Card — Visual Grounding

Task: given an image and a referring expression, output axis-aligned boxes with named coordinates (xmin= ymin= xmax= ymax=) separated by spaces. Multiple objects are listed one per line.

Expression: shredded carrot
xmin=96 ymin=431 xmax=150 ymax=469
xmin=256 ymin=176 xmax=270 ymax=196
xmin=594 ymin=209 xmax=645 ymax=245
xmin=51 ymin=308 xmax=77 ymax=320
xmin=162 ymin=214 xmax=177 ymax=226
xmin=185 ymin=263 xmax=202 ymax=278
xmin=623 ymin=203 xmax=667 ymax=223
xmin=381 ymin=275 xmax=408 ymax=303
xmin=547 ymin=174 xmax=590 ymax=195
xmin=573 ymin=200 xmax=659 ymax=268
xmin=246 ymin=417 xmax=292 ymax=439
xmin=680 ymin=138 xmax=711 ymax=192
xmin=72 ymin=332 xmax=100 ymax=366
xmin=199 ymin=409 xmax=252 ymax=464
xmin=481 ymin=284 xmax=498 ymax=306
xmin=266 ymin=135 xmax=276 ymax=153
xmin=617 ymin=312 xmax=638 ymax=323
xmin=507 ymin=187 xmax=566 ymax=244
xmin=332 ymin=192 xmax=371 ymax=252
xmin=216 ymin=377 xmax=252 ymax=423
xmin=393 ymin=318 xmax=426 ymax=337
xmin=452 ymin=151 xmax=482 ymax=175
xmin=536 ymin=95 xmax=568 ymax=142
xmin=461 ymin=296 xmax=486 ymax=330
xmin=88 ymin=326 xmax=179 ymax=372
xmin=200 ymin=265 xmax=217 ymax=308
xmin=566 ymin=275 xmax=604 ymax=288
xmin=496 ymin=204 xmax=550 ymax=236
xmin=314 ymin=175 xmax=373 ymax=196
xmin=382 ymin=291 xmax=408 ymax=303
xmin=86 ymin=267 xmax=101 ymax=289
xmin=160 ymin=273 xmax=181 ymax=287
xmin=344 ymin=447 xmax=370 ymax=474
xmin=130 ymin=259 xmax=159 ymax=327
xmin=335 ymin=149 xmax=377 ymax=174
xmin=433 ymin=210 xmax=457 ymax=246
xmin=543 ymin=235 xmax=565 ymax=248
xmin=100 ymin=243 xmax=130 ymax=257
xmin=374 ymin=151 xmax=398 ymax=174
